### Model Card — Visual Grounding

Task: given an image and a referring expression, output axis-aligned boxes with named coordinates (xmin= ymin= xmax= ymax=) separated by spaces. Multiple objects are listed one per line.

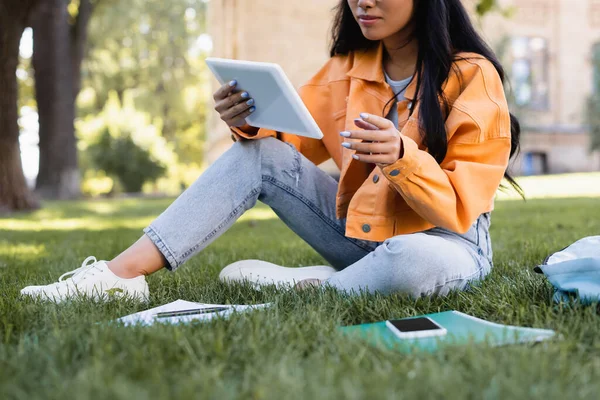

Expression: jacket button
xmin=389 ymin=169 xmax=400 ymax=177
xmin=362 ymin=224 xmax=371 ymax=233
xmin=373 ymin=174 xmax=379 ymax=183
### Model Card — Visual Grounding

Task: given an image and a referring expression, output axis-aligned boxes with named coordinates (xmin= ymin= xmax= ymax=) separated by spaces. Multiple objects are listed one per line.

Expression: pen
xmin=154 ymin=307 xmax=230 ymax=319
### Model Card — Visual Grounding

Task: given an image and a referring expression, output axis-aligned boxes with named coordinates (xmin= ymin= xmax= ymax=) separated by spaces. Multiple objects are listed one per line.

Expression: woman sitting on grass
xmin=22 ymin=0 xmax=521 ymax=302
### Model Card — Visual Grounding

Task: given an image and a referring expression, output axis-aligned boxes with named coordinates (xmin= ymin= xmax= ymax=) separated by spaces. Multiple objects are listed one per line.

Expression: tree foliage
xmin=81 ymin=0 xmax=210 ymax=165
xmin=476 ymin=0 xmax=498 ymax=16
xmin=89 ymin=129 xmax=166 ymax=193
xmin=78 ymin=91 xmax=176 ymax=194
xmin=475 ymin=0 xmax=516 ymax=18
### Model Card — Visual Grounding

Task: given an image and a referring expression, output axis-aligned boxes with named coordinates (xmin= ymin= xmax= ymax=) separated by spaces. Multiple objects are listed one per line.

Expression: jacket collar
xmin=346 ymin=41 xmax=417 ymax=101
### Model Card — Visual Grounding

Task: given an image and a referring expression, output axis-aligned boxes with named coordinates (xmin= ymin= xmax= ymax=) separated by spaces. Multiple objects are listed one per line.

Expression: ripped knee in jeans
xmin=282 ymin=142 xmax=303 ymax=187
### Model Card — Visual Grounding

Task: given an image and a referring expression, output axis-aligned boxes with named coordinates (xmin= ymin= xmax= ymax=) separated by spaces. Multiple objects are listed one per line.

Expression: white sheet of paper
xmin=117 ymin=299 xmax=270 ymax=326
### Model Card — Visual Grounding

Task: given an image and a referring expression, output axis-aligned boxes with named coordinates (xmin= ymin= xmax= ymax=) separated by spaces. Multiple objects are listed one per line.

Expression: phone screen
xmin=388 ymin=318 xmax=443 ymax=332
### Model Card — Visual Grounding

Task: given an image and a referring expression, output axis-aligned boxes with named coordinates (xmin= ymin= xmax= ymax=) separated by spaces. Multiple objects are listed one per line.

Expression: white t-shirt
xmin=384 ymin=72 xmax=413 ymax=129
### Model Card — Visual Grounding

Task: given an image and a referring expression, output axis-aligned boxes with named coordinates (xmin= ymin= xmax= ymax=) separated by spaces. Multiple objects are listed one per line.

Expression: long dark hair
xmin=330 ymin=0 xmax=523 ymax=196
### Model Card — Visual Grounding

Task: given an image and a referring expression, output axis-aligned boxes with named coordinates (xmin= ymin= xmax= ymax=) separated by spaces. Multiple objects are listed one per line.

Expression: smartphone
xmin=385 ymin=317 xmax=447 ymax=339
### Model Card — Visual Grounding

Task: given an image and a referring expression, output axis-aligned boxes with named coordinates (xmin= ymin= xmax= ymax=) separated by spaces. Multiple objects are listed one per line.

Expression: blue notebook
xmin=339 ymin=311 xmax=556 ymax=353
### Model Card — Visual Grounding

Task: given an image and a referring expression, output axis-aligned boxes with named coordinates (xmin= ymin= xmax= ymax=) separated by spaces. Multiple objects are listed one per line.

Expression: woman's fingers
xmin=353 ymin=118 xmax=378 ymax=131
xmin=340 ymin=129 xmax=395 ymax=141
xmin=215 ymin=91 xmax=251 ymax=113
xmin=358 ymin=113 xmax=395 ymax=130
xmin=221 ymin=99 xmax=255 ymax=121
xmin=352 ymin=153 xmax=392 ymax=164
xmin=213 ymin=81 xmax=258 ymax=128
xmin=342 ymin=141 xmax=390 ymax=154
xmin=227 ymin=106 xmax=257 ymax=127
xmin=213 ymin=80 xmax=238 ymax=101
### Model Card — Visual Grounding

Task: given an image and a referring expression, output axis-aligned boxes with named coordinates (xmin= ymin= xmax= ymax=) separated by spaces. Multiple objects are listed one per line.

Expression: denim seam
xmin=475 ymin=217 xmax=480 ymax=247
xmin=262 ymin=175 xmax=376 ymax=253
xmin=178 ymin=187 xmax=261 ymax=263
xmin=485 ymin=230 xmax=492 ymax=263
xmin=144 ymin=226 xmax=179 ymax=271
xmin=430 ymin=264 xmax=485 ymax=295
xmin=440 ymin=266 xmax=483 ymax=286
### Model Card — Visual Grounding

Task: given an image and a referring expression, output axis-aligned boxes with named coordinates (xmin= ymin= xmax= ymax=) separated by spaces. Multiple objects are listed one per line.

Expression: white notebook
xmin=117 ymin=299 xmax=270 ymax=326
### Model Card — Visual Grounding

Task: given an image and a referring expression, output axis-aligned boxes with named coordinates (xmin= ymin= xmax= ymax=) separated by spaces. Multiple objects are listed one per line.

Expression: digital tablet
xmin=206 ymin=58 xmax=324 ymax=140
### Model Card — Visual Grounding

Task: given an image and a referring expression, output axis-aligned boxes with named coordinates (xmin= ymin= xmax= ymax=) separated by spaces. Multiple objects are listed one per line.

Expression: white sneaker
xmin=219 ymin=259 xmax=337 ymax=288
xmin=20 ymin=256 xmax=149 ymax=303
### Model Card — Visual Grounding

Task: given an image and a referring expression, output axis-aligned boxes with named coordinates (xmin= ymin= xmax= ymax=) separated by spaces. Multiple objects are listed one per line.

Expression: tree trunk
xmin=0 ymin=1 xmax=40 ymax=213
xmin=31 ymin=0 xmax=80 ymax=199
xmin=71 ymin=0 xmax=93 ymax=99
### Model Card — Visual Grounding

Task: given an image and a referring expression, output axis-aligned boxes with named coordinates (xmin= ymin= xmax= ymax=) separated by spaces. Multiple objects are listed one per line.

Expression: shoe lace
xmin=58 ymin=256 xmax=102 ymax=283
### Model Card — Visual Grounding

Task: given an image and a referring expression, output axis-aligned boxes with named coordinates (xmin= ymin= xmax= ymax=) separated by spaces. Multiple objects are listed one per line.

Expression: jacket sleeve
xmin=380 ymin=60 xmax=512 ymax=233
xmin=230 ymin=84 xmax=332 ymax=166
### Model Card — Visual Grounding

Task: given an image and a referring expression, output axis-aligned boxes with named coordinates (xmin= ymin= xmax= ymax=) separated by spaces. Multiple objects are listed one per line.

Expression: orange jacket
xmin=232 ymin=43 xmax=511 ymax=242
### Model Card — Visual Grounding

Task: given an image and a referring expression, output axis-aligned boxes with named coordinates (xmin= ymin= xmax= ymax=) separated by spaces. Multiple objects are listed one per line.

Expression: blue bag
xmin=534 ymin=236 xmax=600 ymax=304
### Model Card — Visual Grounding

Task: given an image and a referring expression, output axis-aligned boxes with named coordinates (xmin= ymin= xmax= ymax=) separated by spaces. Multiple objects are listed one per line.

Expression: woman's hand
xmin=213 ymin=80 xmax=256 ymax=128
xmin=340 ymin=113 xmax=404 ymax=167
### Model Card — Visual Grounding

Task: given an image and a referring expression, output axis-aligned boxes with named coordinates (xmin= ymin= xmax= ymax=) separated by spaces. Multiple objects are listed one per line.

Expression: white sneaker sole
xmin=20 ymin=283 xmax=150 ymax=303
xmin=19 ymin=257 xmax=150 ymax=303
xmin=219 ymin=260 xmax=337 ymax=288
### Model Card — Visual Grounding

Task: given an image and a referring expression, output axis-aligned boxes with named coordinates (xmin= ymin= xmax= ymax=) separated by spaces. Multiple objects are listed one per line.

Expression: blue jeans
xmin=145 ymin=137 xmax=493 ymax=297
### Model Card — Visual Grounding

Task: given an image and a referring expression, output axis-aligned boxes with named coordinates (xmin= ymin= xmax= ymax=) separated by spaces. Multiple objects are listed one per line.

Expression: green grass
xmin=2 ymin=191 xmax=600 ymax=399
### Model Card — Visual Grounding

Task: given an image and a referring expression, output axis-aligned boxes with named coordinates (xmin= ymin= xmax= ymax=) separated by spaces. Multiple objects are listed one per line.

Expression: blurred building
xmin=205 ymin=0 xmax=339 ymax=175
xmin=483 ymin=0 xmax=600 ymax=174
xmin=207 ymin=0 xmax=600 ymax=175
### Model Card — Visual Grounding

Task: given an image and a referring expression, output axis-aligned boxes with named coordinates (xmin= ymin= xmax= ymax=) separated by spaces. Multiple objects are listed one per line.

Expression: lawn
xmin=1 ymin=179 xmax=600 ymax=399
